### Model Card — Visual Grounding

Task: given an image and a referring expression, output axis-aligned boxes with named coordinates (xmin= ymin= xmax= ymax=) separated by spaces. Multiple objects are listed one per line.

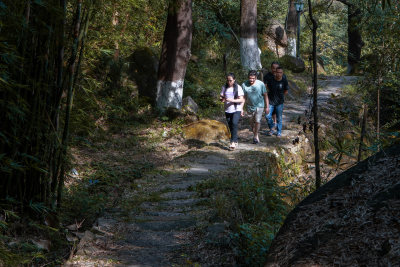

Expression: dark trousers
xmin=225 ymin=111 xmax=241 ymax=142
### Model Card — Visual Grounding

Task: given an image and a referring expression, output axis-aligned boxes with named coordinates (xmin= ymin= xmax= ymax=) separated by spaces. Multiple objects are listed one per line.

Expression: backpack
xmin=223 ymin=82 xmax=239 ymax=110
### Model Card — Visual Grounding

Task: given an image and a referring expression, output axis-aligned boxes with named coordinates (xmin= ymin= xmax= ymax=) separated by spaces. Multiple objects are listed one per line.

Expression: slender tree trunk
xmin=377 ymin=82 xmax=381 ymax=146
xmin=285 ymin=0 xmax=297 ymax=57
xmin=223 ymin=53 xmax=227 ymax=74
xmin=357 ymin=104 xmax=368 ymax=162
xmin=156 ymin=0 xmax=193 ymax=111
xmin=51 ymin=0 xmax=66 ymax=205
xmin=240 ymin=0 xmax=262 ymax=70
xmin=347 ymin=4 xmax=363 ymax=74
xmin=112 ymin=4 xmax=120 ymax=60
xmin=57 ymin=0 xmax=82 ymax=208
xmin=308 ymin=0 xmax=321 ymax=189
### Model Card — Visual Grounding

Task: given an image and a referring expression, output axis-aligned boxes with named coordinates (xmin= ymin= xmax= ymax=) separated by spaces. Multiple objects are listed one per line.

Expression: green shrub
xmin=196 ymin=152 xmax=297 ymax=266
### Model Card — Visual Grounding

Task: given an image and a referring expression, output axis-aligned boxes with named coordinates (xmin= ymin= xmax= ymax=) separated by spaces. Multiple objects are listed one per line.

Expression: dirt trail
xmin=66 ymin=76 xmax=357 ymax=266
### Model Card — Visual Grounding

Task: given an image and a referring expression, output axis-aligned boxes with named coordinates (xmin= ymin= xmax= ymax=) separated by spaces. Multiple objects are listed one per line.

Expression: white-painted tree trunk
xmin=156 ymin=0 xmax=192 ymax=112
xmin=156 ymin=80 xmax=184 ymax=110
xmin=285 ymin=0 xmax=298 ymax=58
xmin=287 ymin=37 xmax=297 ymax=57
xmin=240 ymin=38 xmax=262 ymax=70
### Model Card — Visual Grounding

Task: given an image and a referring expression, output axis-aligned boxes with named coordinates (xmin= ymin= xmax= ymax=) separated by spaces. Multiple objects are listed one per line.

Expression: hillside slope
xmin=265 ymin=144 xmax=400 ymax=267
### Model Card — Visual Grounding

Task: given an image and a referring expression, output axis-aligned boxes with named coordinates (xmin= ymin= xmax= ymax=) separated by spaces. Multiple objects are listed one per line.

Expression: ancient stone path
xmin=66 ymin=76 xmax=357 ymax=267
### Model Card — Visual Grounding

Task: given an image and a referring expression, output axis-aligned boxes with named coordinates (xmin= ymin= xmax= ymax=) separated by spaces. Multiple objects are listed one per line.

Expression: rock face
xmin=280 ymin=55 xmax=305 ymax=73
xmin=265 ymin=144 xmax=400 ymax=267
xmin=128 ymin=47 xmax=158 ymax=105
xmin=182 ymin=119 xmax=230 ymax=144
xmin=263 ymin=20 xmax=288 ymax=57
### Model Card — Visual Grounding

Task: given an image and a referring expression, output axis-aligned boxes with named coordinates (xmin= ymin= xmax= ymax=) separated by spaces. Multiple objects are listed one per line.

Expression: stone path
xmin=66 ymin=152 xmax=234 ymax=266
xmin=66 ymin=76 xmax=357 ymax=267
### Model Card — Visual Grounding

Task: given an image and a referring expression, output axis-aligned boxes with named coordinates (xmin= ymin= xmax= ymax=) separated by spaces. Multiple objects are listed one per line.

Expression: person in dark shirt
xmin=265 ymin=66 xmax=289 ymax=137
xmin=263 ymin=61 xmax=280 ymax=84
xmin=263 ymin=62 xmax=288 ymax=132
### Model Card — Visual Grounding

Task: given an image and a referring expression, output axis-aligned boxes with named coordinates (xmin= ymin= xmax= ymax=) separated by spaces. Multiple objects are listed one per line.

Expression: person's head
xmin=226 ymin=72 xmax=236 ymax=87
xmin=271 ymin=61 xmax=280 ymax=74
xmin=248 ymin=70 xmax=257 ymax=85
xmin=274 ymin=66 xmax=284 ymax=81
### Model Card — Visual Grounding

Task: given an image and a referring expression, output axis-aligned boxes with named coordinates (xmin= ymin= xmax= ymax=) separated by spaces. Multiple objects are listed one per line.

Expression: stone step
xmin=159 ymin=191 xmax=197 ymax=200
xmin=134 ymin=214 xmax=193 ymax=222
xmin=132 ymin=219 xmax=196 ymax=231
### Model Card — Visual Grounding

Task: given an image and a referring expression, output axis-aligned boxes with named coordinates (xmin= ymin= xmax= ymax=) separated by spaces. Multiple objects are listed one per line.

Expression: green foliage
xmin=0 ymin=0 xmax=89 ymax=208
xmin=355 ymin=1 xmax=400 ymax=145
xmin=230 ymin=171 xmax=289 ymax=266
xmin=234 ymin=170 xmax=289 ymax=224
xmin=196 ymin=151 xmax=304 ymax=266
xmin=258 ymin=0 xmax=288 ymax=23
xmin=70 ymin=0 xmax=168 ymax=138
xmin=231 ymin=223 xmax=275 ymax=267
xmin=299 ymin=1 xmax=348 ymax=74
xmin=321 ymin=95 xmax=364 ymax=168
xmin=0 ymin=205 xmax=69 ymax=266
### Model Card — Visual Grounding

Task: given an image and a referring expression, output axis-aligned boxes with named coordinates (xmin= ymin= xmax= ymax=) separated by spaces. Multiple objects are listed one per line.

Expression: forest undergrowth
xmin=2 ymin=69 xmax=399 ymax=266
xmin=1 ymin=75 xmax=399 ymax=266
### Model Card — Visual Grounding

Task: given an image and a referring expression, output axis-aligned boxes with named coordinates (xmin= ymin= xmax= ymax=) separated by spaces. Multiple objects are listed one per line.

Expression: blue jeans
xmin=225 ymin=111 xmax=241 ymax=142
xmin=266 ymin=104 xmax=284 ymax=135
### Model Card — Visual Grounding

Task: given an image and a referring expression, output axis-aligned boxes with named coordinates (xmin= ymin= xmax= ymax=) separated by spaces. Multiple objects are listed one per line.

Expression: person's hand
xmin=241 ymin=110 xmax=244 ymax=117
xmin=226 ymin=98 xmax=234 ymax=102
xmin=264 ymin=107 xmax=269 ymax=115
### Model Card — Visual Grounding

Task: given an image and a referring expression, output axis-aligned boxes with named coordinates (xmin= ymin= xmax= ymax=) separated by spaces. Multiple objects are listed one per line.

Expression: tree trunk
xmin=223 ymin=53 xmax=227 ymax=74
xmin=347 ymin=5 xmax=363 ymax=74
xmin=357 ymin=104 xmax=368 ymax=162
xmin=240 ymin=0 xmax=262 ymax=70
xmin=308 ymin=0 xmax=321 ymax=189
xmin=285 ymin=0 xmax=297 ymax=57
xmin=57 ymin=0 xmax=83 ymax=208
xmin=156 ymin=0 xmax=193 ymax=111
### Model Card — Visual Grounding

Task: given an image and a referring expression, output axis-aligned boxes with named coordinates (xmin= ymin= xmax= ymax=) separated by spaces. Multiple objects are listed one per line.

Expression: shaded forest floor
xmin=62 ymin=76 xmax=360 ymax=266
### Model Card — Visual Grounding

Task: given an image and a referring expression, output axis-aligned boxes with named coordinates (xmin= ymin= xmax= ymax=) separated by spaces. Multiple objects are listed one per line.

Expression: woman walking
xmin=220 ymin=73 xmax=245 ymax=149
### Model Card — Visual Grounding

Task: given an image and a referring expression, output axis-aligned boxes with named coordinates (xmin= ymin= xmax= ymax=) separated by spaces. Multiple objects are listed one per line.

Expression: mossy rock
xmin=182 ymin=119 xmax=230 ymax=144
xmin=280 ymin=55 xmax=305 ymax=73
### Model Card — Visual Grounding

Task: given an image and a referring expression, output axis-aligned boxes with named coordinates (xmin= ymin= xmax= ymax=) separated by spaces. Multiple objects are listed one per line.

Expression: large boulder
xmin=280 ymin=55 xmax=305 ymax=73
xmin=265 ymin=144 xmax=400 ymax=267
xmin=262 ymin=20 xmax=288 ymax=57
xmin=128 ymin=47 xmax=158 ymax=105
xmin=182 ymin=96 xmax=199 ymax=114
xmin=182 ymin=119 xmax=230 ymax=144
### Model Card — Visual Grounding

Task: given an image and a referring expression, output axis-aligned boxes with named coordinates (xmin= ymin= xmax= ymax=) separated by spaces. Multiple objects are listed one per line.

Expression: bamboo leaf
xmin=20 ymin=153 xmax=40 ymax=163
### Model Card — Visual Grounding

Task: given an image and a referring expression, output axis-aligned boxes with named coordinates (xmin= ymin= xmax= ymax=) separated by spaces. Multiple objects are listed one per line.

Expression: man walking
xmin=242 ymin=70 xmax=269 ymax=144
xmin=264 ymin=62 xmax=288 ymax=132
xmin=265 ymin=67 xmax=289 ymax=137
xmin=263 ymin=61 xmax=280 ymax=84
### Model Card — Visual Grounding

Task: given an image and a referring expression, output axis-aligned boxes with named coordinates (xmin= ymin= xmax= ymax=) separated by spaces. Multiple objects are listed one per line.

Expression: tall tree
xmin=308 ymin=0 xmax=321 ymax=189
xmin=156 ymin=0 xmax=193 ymax=111
xmin=336 ymin=0 xmax=364 ymax=74
xmin=347 ymin=4 xmax=364 ymax=74
xmin=285 ymin=0 xmax=298 ymax=57
xmin=240 ymin=0 xmax=262 ymax=70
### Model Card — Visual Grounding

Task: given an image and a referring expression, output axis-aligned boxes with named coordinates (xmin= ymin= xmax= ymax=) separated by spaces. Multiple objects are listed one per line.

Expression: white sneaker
xmin=229 ymin=142 xmax=236 ymax=149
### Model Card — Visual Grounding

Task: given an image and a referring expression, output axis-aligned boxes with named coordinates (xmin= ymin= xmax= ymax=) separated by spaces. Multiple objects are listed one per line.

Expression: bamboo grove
xmin=0 ymin=0 xmax=93 ymax=211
